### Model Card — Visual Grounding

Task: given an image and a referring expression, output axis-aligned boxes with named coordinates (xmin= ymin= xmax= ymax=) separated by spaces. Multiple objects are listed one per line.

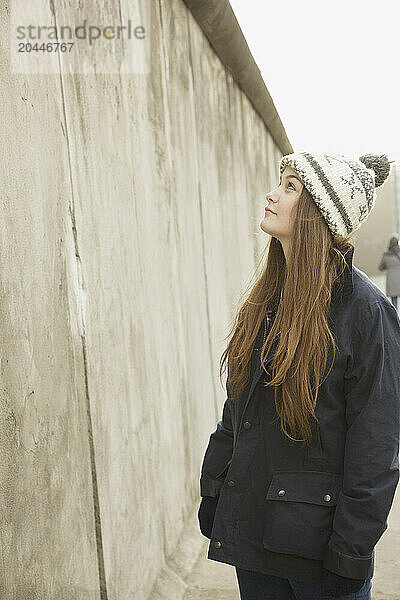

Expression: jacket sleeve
xmin=199 ymin=397 xmax=234 ymax=498
xmin=323 ymin=300 xmax=400 ymax=579
xmin=378 ymin=254 xmax=387 ymax=271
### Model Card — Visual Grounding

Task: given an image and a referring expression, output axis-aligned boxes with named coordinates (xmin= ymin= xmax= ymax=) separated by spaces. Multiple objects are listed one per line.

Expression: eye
xmin=279 ymin=178 xmax=295 ymax=190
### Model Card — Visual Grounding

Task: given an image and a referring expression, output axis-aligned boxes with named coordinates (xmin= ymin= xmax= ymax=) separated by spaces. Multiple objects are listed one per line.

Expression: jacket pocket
xmin=263 ymin=470 xmax=343 ymax=560
xmin=215 ymin=458 xmax=232 ymax=480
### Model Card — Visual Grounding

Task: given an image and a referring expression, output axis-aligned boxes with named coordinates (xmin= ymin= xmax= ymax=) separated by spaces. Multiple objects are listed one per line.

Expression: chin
xmin=260 ymin=219 xmax=272 ymax=234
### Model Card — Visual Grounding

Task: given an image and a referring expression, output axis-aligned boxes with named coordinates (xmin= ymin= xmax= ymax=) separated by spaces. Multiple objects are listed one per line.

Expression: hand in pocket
xmin=198 ymin=496 xmax=219 ymax=539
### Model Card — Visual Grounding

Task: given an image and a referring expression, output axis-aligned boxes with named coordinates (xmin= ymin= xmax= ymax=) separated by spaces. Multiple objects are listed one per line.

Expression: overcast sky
xmin=229 ymin=0 xmax=400 ymax=164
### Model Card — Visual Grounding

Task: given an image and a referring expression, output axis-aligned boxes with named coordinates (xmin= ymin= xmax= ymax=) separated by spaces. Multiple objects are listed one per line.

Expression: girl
xmin=198 ymin=152 xmax=400 ymax=599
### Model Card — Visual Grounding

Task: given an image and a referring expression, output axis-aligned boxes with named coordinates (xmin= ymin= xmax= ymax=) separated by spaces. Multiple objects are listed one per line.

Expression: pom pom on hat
xmin=358 ymin=153 xmax=392 ymax=188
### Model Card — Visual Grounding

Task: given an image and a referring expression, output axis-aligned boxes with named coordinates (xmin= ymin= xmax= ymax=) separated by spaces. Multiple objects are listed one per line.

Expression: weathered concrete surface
xmin=0 ymin=0 xmax=290 ymax=598
xmin=0 ymin=6 xmax=100 ymax=600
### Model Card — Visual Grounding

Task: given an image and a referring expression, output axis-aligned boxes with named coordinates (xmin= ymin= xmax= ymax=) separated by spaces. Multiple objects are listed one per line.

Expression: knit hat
xmin=279 ymin=152 xmax=393 ymax=238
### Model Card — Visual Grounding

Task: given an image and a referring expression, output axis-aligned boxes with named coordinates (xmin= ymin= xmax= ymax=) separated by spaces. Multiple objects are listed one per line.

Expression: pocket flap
xmin=266 ymin=470 xmax=343 ymax=506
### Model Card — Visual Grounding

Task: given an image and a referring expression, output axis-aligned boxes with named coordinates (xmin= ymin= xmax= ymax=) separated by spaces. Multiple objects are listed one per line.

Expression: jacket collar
xmin=331 ymin=244 xmax=354 ymax=303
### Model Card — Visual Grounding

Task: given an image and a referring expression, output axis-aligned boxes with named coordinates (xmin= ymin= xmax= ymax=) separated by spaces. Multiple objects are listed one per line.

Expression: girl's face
xmin=260 ymin=165 xmax=304 ymax=241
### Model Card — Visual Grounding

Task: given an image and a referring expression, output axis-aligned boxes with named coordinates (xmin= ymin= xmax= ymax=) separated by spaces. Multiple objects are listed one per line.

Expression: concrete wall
xmin=0 ymin=1 xmax=290 ymax=598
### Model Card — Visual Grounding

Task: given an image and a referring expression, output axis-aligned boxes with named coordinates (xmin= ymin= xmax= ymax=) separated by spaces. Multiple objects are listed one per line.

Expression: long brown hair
xmin=220 ymin=184 xmax=355 ymax=447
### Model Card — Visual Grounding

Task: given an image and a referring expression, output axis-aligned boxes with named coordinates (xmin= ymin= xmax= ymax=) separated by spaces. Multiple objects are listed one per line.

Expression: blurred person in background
xmin=378 ymin=234 xmax=400 ymax=311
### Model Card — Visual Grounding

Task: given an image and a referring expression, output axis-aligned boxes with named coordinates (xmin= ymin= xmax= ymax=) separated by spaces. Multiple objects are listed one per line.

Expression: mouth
xmin=265 ymin=207 xmax=276 ymax=215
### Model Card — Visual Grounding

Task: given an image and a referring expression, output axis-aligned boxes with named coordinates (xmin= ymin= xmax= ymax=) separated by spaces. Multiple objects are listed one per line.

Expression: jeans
xmin=235 ymin=567 xmax=372 ymax=600
xmin=390 ymin=296 xmax=398 ymax=310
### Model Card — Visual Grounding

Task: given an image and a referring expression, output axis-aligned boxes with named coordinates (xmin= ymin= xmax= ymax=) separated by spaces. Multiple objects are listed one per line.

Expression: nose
xmin=266 ymin=193 xmax=278 ymax=206
xmin=265 ymin=192 xmax=278 ymax=215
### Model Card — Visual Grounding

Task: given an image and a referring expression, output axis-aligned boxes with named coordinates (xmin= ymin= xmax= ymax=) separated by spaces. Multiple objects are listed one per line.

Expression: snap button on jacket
xmin=198 ymin=248 xmax=400 ymax=583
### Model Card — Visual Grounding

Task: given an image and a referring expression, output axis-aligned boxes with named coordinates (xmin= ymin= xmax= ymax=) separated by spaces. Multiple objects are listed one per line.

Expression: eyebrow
xmin=281 ymin=173 xmax=303 ymax=184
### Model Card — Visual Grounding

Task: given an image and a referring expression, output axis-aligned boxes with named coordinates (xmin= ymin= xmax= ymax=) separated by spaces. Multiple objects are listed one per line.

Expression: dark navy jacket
xmin=199 ymin=246 xmax=400 ymax=582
